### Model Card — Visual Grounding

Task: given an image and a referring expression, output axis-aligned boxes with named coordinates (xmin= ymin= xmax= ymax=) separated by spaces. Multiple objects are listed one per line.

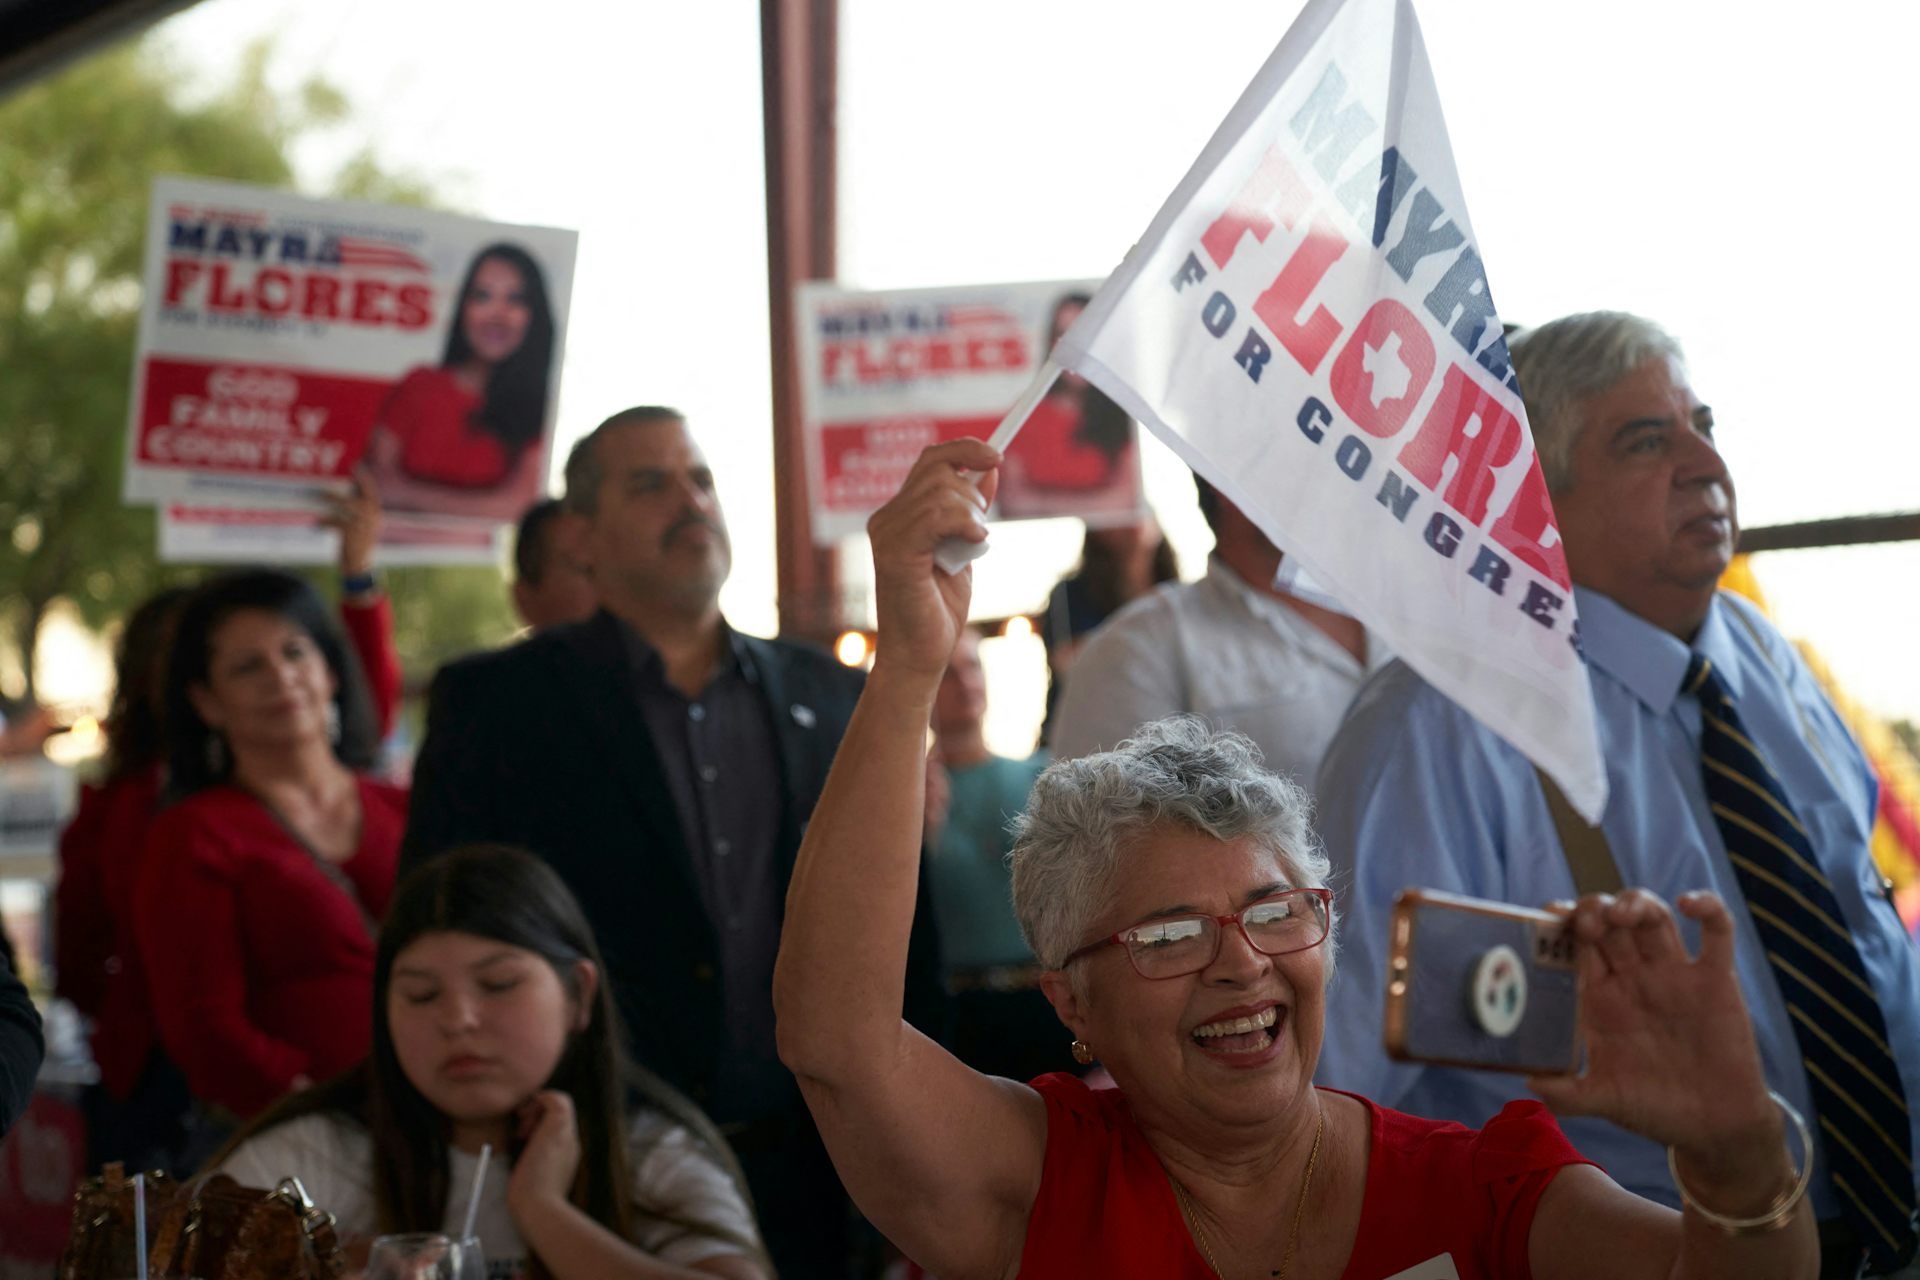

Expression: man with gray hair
xmin=1313 ymin=312 xmax=1920 ymax=1278
xmin=403 ymin=405 xmax=948 ymax=1277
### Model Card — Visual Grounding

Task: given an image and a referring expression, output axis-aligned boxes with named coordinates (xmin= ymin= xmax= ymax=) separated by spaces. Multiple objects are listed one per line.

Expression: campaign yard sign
xmin=796 ymin=279 xmax=1145 ymax=544
xmin=124 ymin=176 xmax=577 ymax=535
xmin=1051 ymin=0 xmax=1607 ymax=819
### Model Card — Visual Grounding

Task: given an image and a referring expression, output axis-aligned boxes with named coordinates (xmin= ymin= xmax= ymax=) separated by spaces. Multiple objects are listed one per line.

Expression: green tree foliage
xmin=0 ymin=39 xmax=514 ymax=704
xmin=385 ymin=565 xmax=523 ymax=676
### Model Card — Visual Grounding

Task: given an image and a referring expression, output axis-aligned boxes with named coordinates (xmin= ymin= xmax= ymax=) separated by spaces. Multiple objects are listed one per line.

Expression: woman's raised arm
xmin=773 ymin=440 xmax=1047 ymax=1280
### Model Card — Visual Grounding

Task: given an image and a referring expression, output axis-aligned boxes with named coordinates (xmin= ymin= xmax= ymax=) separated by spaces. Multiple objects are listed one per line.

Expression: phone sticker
xmin=1382 ymin=1256 xmax=1463 ymax=1279
xmin=1529 ymin=918 xmax=1577 ymax=971
xmin=1470 ymin=944 xmax=1526 ymax=1038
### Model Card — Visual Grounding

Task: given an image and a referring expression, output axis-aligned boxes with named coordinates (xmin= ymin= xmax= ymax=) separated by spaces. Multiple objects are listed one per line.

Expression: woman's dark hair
xmin=442 ymin=242 xmax=556 ymax=453
xmin=104 ymin=586 xmax=192 ymax=782
xmin=211 ymin=845 xmax=759 ymax=1278
xmin=161 ymin=569 xmax=379 ymax=799
xmin=1045 ymin=290 xmax=1090 ymax=348
xmin=1046 ymin=290 xmax=1132 ymax=463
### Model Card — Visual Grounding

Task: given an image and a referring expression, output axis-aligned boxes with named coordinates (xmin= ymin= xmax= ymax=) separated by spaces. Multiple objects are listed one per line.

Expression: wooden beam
xmin=1737 ymin=512 xmax=1920 ymax=554
xmin=760 ymin=0 xmax=841 ymax=642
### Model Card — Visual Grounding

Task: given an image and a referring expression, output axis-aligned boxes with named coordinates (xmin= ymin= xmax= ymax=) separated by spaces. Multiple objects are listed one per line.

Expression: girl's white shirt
xmin=220 ymin=1107 xmax=759 ymax=1279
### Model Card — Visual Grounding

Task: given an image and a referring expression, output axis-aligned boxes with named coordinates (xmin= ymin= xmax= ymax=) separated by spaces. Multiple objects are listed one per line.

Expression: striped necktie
xmin=1687 ymin=653 xmax=1917 ymax=1272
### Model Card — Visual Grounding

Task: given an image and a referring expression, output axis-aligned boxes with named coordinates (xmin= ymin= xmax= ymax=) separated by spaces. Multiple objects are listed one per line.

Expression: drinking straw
xmin=461 ymin=1143 xmax=492 ymax=1244
xmin=133 ymin=1172 xmax=148 ymax=1280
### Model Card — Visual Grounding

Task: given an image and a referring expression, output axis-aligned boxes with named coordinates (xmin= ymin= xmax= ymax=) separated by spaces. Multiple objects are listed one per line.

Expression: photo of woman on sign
xmin=365 ymin=241 xmax=557 ymax=522
xmin=997 ymin=290 xmax=1145 ymax=523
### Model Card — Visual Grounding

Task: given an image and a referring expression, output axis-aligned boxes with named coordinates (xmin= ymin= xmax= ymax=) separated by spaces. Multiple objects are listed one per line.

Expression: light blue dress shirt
xmin=1313 ymin=588 xmax=1920 ymax=1217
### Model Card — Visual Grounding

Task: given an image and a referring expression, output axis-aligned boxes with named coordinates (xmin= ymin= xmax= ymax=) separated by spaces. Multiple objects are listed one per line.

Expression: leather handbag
xmin=57 ymin=1161 xmax=347 ymax=1280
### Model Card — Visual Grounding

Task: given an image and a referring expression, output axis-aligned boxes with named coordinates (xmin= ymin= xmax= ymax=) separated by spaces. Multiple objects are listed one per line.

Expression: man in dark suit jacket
xmin=403 ymin=405 xmax=946 ymax=1277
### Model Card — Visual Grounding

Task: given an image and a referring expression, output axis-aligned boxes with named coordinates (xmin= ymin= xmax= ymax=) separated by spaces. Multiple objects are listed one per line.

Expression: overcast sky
xmin=154 ymin=0 xmax=1920 ymax=726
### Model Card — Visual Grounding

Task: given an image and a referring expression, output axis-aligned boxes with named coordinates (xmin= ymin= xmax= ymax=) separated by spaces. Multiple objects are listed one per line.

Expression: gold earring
xmin=1070 ymin=1039 xmax=1094 ymax=1066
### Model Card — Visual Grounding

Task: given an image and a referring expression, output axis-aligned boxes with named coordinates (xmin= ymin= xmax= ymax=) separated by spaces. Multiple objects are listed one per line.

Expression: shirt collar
xmin=1691 ymin=592 xmax=1745 ymax=700
xmin=1200 ymin=553 xmax=1259 ymax=605
xmin=608 ymin=610 xmax=751 ymax=690
xmin=1574 ymin=588 xmax=1741 ymax=714
xmin=1201 ymin=554 xmax=1367 ymax=674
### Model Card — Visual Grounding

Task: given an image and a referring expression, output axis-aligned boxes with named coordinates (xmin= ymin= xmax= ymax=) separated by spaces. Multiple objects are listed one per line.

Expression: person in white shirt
xmin=1050 ymin=475 xmax=1376 ymax=794
xmin=214 ymin=844 xmax=766 ymax=1280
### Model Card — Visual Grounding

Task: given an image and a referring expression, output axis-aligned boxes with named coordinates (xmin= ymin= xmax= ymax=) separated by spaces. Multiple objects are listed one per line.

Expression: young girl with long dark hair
xmin=214 ymin=845 xmax=768 ymax=1280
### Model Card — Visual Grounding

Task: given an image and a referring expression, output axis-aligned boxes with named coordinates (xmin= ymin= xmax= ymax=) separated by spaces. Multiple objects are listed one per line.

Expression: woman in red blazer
xmin=133 ymin=567 xmax=405 ymax=1134
xmin=59 ymin=478 xmax=401 ymax=1168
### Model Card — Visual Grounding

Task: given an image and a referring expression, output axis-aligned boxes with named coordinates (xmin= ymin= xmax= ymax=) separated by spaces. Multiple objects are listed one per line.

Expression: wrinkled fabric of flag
xmin=1052 ymin=0 xmax=1607 ymax=820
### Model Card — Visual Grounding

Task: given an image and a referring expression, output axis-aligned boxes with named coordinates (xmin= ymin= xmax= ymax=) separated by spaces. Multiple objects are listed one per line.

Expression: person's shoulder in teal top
xmin=929 ymin=751 xmax=1048 ymax=972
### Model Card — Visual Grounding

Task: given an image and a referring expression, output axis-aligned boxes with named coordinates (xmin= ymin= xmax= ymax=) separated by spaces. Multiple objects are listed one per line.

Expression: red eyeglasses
xmin=1062 ymin=887 xmax=1333 ymax=980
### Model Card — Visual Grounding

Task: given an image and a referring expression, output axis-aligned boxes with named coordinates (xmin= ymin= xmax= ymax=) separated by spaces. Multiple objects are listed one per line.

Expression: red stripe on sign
xmin=335 ymin=248 xmax=429 ymax=272
xmin=335 ymin=238 xmax=429 ymax=271
xmin=945 ymin=307 xmax=1015 ymax=326
xmin=167 ymin=505 xmax=317 ymax=526
xmin=337 ymin=258 xmax=429 ymax=273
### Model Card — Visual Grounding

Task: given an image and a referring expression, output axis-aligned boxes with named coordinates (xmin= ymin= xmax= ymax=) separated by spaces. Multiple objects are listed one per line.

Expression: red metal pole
xmin=761 ymin=0 xmax=841 ymax=643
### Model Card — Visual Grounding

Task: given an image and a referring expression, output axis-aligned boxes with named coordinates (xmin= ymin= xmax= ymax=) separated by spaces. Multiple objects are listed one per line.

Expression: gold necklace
xmin=1171 ymin=1104 xmax=1326 ymax=1280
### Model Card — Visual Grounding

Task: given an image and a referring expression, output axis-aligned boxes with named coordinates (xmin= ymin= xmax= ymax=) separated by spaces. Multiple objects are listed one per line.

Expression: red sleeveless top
xmin=1017 ymin=1074 xmax=1592 ymax=1280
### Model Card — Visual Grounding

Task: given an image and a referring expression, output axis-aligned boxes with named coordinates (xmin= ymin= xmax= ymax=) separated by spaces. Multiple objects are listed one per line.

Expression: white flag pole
xmin=930 ymin=357 xmax=1060 ymax=575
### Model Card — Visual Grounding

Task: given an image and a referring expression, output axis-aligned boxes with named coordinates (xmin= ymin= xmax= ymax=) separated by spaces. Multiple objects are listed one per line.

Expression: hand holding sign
xmin=321 ymin=466 xmax=382 ymax=580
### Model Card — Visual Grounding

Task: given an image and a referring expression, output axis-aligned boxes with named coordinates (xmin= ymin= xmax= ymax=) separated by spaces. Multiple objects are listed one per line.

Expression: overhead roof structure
xmin=0 ymin=0 xmax=200 ymax=99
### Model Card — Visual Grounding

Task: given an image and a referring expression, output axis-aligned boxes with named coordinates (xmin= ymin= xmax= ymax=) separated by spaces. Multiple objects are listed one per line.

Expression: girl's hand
xmin=505 ymin=1089 xmax=582 ymax=1212
xmin=865 ymin=439 xmax=1001 ymax=685
xmin=1528 ymin=890 xmax=1780 ymax=1155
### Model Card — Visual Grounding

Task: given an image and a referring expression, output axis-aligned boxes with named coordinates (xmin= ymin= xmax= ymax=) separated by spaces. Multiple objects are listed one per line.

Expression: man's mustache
xmin=663 ymin=514 xmax=726 ymax=549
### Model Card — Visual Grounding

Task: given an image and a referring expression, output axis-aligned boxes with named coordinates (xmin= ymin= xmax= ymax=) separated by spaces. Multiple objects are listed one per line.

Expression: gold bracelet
xmin=1666 ymin=1090 xmax=1812 ymax=1235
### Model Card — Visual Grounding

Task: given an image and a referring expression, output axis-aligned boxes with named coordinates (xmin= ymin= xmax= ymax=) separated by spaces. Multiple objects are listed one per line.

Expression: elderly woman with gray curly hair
xmin=773 ymin=439 xmax=1819 ymax=1280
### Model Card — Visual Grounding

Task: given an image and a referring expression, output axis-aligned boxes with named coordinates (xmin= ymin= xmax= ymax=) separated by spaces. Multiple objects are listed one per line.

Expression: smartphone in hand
xmin=1383 ymin=888 xmax=1582 ymax=1076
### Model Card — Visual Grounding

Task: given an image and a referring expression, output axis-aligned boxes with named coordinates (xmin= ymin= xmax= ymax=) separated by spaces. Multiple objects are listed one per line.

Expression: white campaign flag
xmin=1052 ymin=0 xmax=1607 ymax=820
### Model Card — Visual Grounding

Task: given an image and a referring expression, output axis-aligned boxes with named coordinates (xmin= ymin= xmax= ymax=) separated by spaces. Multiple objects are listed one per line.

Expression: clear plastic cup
xmin=364 ymin=1233 xmax=485 ymax=1280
